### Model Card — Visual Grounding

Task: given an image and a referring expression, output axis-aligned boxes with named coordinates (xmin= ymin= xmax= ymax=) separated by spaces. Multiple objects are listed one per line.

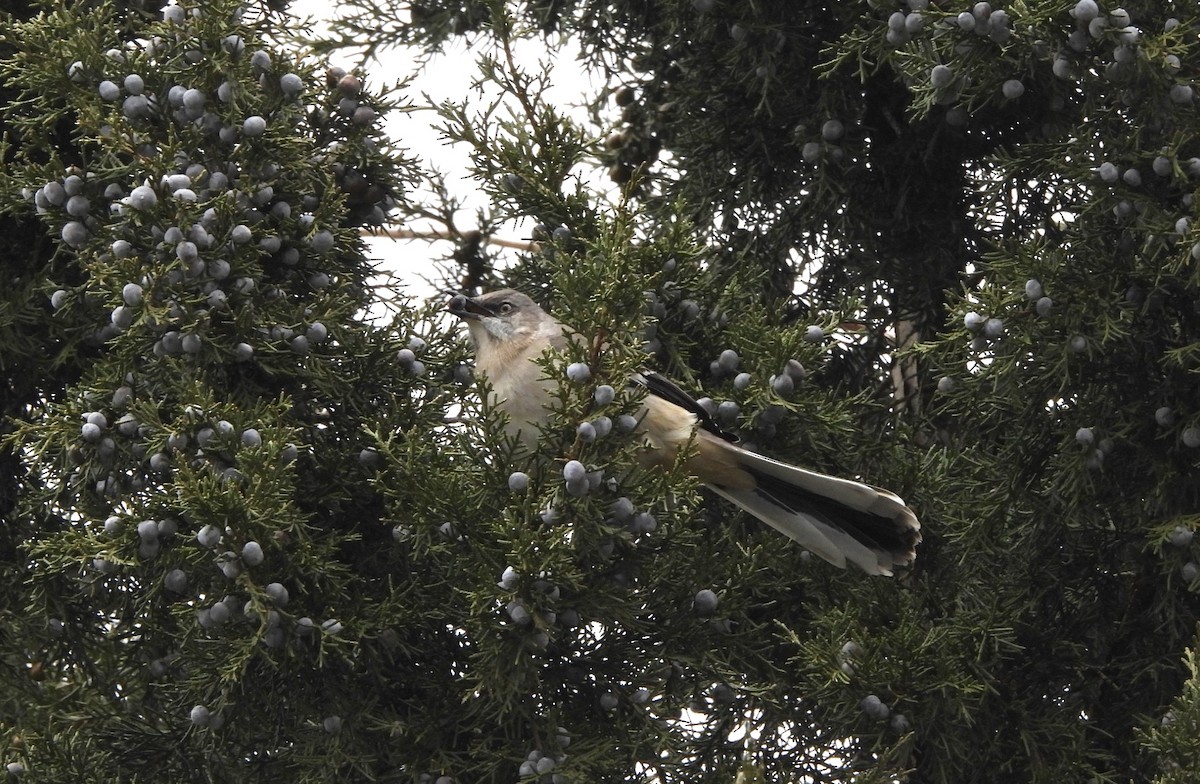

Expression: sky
xmin=287 ymin=0 xmax=602 ymax=303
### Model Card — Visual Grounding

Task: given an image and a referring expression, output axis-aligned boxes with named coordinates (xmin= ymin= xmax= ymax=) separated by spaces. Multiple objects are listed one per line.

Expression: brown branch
xmin=367 ymin=226 xmax=541 ymax=253
xmin=890 ymin=317 xmax=921 ymax=415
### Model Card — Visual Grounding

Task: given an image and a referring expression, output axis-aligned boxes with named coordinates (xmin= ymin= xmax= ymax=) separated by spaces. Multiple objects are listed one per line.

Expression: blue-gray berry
xmin=128 ymin=185 xmax=157 ymax=211
xmin=61 ymin=221 xmax=89 ymax=248
xmin=135 ymin=516 xmax=158 ymax=540
xmin=498 ymin=566 xmax=519 ymax=590
xmin=821 ymin=119 xmax=844 ymax=141
xmin=280 ymin=73 xmax=304 ymax=96
xmin=197 ymin=524 xmax=221 ymax=548
xmin=508 ymin=471 xmax=530 ymax=493
xmin=309 ymin=230 xmax=335 ymax=252
xmin=122 ymin=282 xmax=143 ymax=306
xmin=566 ymin=362 xmax=591 ymax=383
xmin=65 ymin=194 xmax=90 ymax=217
xmin=610 ymin=497 xmax=635 ymax=521
xmin=631 ymin=512 xmax=657 ymax=533
xmin=563 ymin=460 xmax=586 ymax=482
xmin=190 ymin=705 xmax=211 ymax=726
xmin=591 ymin=416 xmax=612 ymax=438
xmin=241 ymin=541 xmax=264 ymax=566
xmin=243 ymin=116 xmax=267 ymax=137
xmin=860 ymin=694 xmax=890 ymax=719
xmin=164 ymin=569 xmax=187 ymax=592
xmin=506 ymin=600 xmax=531 ymax=624
xmin=693 ymin=589 xmax=719 ymax=613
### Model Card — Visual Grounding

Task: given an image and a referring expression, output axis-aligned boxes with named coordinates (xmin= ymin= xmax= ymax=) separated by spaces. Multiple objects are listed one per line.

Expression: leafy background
xmin=2 ymin=0 xmax=1199 ymax=782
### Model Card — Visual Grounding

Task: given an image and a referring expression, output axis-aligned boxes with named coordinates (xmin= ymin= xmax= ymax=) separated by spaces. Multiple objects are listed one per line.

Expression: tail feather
xmin=708 ymin=446 xmax=921 ymax=576
xmin=706 ymin=484 xmax=852 ymax=569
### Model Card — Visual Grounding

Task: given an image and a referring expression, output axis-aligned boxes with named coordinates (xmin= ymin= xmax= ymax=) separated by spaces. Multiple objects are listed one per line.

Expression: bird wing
xmin=630 ymin=371 xmax=737 ymax=442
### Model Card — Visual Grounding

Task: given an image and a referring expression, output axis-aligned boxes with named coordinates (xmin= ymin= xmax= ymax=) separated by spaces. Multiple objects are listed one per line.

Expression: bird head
xmin=446 ymin=289 xmax=548 ymax=348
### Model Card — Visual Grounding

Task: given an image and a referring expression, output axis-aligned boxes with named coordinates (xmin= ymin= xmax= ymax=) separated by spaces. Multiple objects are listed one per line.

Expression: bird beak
xmin=447 ymin=294 xmax=489 ymax=321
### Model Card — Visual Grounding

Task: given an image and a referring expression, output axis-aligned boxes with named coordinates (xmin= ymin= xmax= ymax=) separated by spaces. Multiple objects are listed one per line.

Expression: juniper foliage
xmin=3 ymin=0 xmax=1200 ymax=783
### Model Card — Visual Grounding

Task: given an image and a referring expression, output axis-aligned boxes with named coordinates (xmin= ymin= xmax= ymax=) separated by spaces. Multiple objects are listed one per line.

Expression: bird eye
xmin=497 ymin=302 xmax=514 ymax=315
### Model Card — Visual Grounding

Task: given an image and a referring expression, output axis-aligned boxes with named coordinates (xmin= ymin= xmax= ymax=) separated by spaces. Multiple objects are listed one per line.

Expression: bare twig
xmin=367 ymin=226 xmax=541 ymax=253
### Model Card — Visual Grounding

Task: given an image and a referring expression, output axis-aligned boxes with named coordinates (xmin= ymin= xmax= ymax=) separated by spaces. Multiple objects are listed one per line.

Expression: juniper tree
xmin=3 ymin=1 xmax=1200 ymax=784
xmin=330 ymin=0 xmax=1200 ymax=780
xmin=0 ymin=1 xmax=452 ymax=781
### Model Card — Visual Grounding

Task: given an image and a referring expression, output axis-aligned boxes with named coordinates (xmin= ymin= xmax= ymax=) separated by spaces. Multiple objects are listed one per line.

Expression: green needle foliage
xmin=2 ymin=0 xmax=1200 ymax=783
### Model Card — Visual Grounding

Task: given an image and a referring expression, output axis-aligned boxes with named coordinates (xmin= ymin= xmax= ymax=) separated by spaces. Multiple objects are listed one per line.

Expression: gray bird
xmin=448 ymin=289 xmax=921 ymax=575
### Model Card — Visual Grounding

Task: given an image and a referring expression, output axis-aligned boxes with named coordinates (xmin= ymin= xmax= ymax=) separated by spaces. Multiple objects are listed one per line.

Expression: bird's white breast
xmin=486 ymin=357 xmax=556 ymax=449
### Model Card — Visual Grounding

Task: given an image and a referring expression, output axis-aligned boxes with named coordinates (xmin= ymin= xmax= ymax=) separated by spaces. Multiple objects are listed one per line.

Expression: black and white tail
xmin=706 ymin=448 xmax=921 ymax=576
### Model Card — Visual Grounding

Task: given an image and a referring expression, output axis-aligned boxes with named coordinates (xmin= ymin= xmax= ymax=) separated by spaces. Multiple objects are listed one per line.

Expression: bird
xmin=447 ymin=289 xmax=921 ymax=575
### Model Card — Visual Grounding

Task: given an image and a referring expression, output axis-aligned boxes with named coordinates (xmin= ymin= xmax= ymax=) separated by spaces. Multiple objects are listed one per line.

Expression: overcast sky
xmin=288 ymin=1 xmax=600 ymax=302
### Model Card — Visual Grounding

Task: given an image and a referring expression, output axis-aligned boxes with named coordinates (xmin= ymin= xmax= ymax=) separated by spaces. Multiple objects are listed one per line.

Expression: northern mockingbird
xmin=448 ymin=289 xmax=921 ymax=575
